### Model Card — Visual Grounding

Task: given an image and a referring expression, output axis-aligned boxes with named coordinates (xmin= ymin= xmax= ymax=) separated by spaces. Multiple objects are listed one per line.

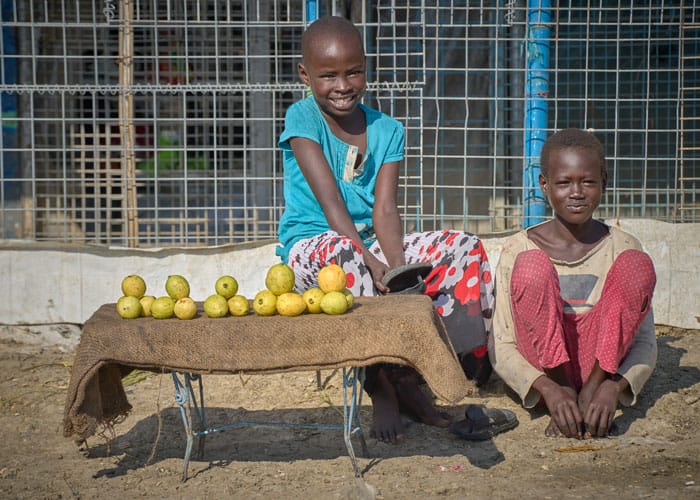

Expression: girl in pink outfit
xmin=489 ymin=128 xmax=657 ymax=439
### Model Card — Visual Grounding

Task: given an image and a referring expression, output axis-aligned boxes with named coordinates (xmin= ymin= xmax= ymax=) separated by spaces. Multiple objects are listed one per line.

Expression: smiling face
xmin=298 ymin=20 xmax=366 ymax=125
xmin=540 ymin=146 xmax=607 ymax=227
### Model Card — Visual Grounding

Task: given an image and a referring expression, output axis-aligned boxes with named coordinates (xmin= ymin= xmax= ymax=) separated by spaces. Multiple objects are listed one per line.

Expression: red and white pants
xmin=286 ymin=230 xmax=495 ymax=355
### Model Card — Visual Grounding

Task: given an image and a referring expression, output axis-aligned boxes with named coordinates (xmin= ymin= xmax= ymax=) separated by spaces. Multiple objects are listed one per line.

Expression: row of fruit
xmin=115 ymin=262 xmax=353 ymax=319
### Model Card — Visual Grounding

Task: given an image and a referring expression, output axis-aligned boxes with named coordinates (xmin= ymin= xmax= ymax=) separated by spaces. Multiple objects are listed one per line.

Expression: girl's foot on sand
xmin=545 ymin=418 xmax=564 ymax=437
xmin=368 ymin=368 xmax=406 ymax=443
xmin=393 ymin=369 xmax=451 ymax=428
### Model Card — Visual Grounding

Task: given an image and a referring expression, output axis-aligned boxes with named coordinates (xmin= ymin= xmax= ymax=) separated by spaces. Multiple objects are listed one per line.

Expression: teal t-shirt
xmin=276 ymin=97 xmax=405 ymax=262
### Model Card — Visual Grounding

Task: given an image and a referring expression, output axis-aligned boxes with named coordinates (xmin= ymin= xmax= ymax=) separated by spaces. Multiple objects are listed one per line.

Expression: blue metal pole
xmin=1 ymin=0 xmax=20 ymax=225
xmin=306 ymin=0 xmax=319 ymax=24
xmin=523 ymin=0 xmax=551 ymax=228
xmin=304 ymin=1 xmax=319 ymax=98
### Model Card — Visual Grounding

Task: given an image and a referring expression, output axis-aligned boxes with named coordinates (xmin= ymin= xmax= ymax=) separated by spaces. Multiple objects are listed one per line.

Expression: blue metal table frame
xmin=171 ymin=367 xmax=368 ymax=481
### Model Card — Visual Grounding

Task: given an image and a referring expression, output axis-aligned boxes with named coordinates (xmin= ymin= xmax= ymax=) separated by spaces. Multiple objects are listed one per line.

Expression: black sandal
xmin=448 ymin=404 xmax=519 ymax=441
xmin=381 ymin=262 xmax=434 ymax=294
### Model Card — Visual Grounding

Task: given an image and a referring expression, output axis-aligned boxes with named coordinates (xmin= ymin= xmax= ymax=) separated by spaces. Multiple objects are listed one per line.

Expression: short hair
xmin=301 ymin=16 xmax=363 ymax=62
xmin=540 ymin=128 xmax=607 ymax=177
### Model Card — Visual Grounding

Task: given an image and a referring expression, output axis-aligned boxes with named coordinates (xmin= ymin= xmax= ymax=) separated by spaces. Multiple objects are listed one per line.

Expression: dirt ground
xmin=0 ymin=325 xmax=698 ymax=500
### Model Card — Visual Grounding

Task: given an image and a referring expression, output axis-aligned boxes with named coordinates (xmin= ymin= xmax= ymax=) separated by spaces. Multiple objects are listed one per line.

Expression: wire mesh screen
xmin=0 ymin=0 xmax=698 ymax=247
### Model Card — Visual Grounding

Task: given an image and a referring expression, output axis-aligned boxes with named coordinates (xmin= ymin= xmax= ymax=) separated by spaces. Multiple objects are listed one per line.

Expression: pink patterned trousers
xmin=510 ymin=249 xmax=656 ymax=390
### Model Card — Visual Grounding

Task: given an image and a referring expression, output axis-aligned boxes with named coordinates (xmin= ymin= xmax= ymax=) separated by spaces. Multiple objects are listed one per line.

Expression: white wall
xmin=1 ymin=240 xmax=281 ymax=325
xmin=1 ymin=220 xmax=698 ymax=330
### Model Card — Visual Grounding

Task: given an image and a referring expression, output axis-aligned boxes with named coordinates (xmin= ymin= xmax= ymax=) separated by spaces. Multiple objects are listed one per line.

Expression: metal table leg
xmin=342 ymin=366 xmax=368 ymax=477
xmin=172 ymin=372 xmax=206 ymax=482
xmin=172 ymin=367 xmax=367 ymax=481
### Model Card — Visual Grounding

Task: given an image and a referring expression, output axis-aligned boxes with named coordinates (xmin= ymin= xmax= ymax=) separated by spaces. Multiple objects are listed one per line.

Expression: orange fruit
xmin=317 ymin=264 xmax=346 ymax=293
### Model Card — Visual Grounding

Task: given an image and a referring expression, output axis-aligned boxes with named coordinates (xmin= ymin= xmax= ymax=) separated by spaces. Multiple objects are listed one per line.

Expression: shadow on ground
xmin=87 ymin=403 xmax=506 ymax=479
xmin=615 ymin=335 xmax=700 ymax=434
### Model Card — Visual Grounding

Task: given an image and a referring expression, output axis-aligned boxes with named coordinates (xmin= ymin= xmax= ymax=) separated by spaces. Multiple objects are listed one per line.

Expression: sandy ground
xmin=0 ymin=325 xmax=698 ymax=499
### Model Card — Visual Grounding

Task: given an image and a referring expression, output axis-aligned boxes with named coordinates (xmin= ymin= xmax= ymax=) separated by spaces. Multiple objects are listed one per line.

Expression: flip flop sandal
xmin=448 ymin=404 xmax=519 ymax=441
xmin=381 ymin=262 xmax=434 ymax=294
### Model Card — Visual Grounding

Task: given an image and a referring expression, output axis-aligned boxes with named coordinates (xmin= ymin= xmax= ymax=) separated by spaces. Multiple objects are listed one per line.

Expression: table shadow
xmin=85 ymin=403 xmax=505 ymax=479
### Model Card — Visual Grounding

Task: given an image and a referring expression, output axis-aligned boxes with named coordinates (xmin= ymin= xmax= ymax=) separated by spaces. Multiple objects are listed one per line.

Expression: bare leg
xmin=368 ymin=367 xmax=406 ymax=443
xmin=391 ymin=369 xmax=451 ymax=428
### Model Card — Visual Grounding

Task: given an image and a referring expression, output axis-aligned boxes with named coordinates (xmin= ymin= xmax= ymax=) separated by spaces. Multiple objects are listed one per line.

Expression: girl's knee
xmin=513 ymin=249 xmax=554 ymax=282
xmin=605 ymin=250 xmax=656 ymax=313
xmin=511 ymin=249 xmax=558 ymax=297
xmin=615 ymin=249 xmax=653 ymax=270
xmin=613 ymin=250 xmax=656 ymax=289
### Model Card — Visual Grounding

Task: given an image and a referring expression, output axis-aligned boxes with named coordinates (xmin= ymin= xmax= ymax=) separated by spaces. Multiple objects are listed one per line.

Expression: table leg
xmin=342 ymin=367 xmax=367 ymax=477
xmin=172 ymin=369 xmax=366 ymax=481
xmin=172 ymin=372 xmax=206 ymax=482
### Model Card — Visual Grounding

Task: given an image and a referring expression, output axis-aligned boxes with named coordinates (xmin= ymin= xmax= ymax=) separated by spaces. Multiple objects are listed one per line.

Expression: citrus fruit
xmin=343 ymin=288 xmax=354 ymax=308
xmin=265 ymin=263 xmax=295 ymax=296
xmin=320 ymin=290 xmax=349 ymax=315
xmin=116 ymin=295 xmax=142 ymax=319
xmin=203 ymin=294 xmax=228 ymax=318
xmin=276 ymin=292 xmax=307 ymax=317
xmin=317 ymin=264 xmax=346 ymax=293
xmin=174 ymin=297 xmax=198 ymax=320
xmin=302 ymin=287 xmax=325 ymax=314
xmin=253 ymin=290 xmax=277 ymax=316
xmin=165 ymin=275 xmax=190 ymax=300
xmin=228 ymin=295 xmax=250 ymax=316
xmin=215 ymin=275 xmax=238 ymax=299
xmin=139 ymin=295 xmax=156 ymax=317
xmin=121 ymin=275 xmax=147 ymax=299
xmin=151 ymin=296 xmax=175 ymax=319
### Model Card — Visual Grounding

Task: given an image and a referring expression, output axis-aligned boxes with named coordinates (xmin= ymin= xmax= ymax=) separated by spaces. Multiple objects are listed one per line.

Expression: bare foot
xmin=393 ymin=370 xmax=451 ymax=428
xmin=545 ymin=418 xmax=563 ymax=437
xmin=368 ymin=368 xmax=406 ymax=443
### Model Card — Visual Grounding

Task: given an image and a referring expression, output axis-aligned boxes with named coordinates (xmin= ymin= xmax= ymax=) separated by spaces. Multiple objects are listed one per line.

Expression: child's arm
xmin=489 ymin=235 xmax=546 ymax=406
xmin=372 ymin=161 xmax=405 ymax=269
xmin=290 ymin=136 xmax=391 ymax=292
xmin=616 ymin=311 xmax=657 ymax=405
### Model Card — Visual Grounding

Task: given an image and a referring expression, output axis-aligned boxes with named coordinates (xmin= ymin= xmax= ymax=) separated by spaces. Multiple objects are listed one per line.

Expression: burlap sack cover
xmin=63 ymin=295 xmax=472 ymax=442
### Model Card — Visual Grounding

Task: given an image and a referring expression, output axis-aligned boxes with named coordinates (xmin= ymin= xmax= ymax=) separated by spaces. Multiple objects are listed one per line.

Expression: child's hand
xmin=364 ymin=254 xmax=391 ymax=294
xmin=583 ymin=379 xmax=622 ymax=438
xmin=536 ymin=378 xmax=583 ymax=438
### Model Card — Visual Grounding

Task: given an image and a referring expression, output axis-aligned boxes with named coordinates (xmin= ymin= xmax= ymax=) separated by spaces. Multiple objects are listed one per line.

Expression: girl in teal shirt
xmin=278 ymin=15 xmax=496 ymax=444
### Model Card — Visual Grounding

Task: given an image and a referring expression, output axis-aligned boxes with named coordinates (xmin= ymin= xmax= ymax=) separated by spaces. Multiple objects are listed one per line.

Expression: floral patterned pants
xmin=286 ymin=230 xmax=495 ymax=355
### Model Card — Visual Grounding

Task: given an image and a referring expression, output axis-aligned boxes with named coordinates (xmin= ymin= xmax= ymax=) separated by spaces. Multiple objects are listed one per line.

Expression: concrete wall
xmin=1 ymin=219 xmax=698 ymax=330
